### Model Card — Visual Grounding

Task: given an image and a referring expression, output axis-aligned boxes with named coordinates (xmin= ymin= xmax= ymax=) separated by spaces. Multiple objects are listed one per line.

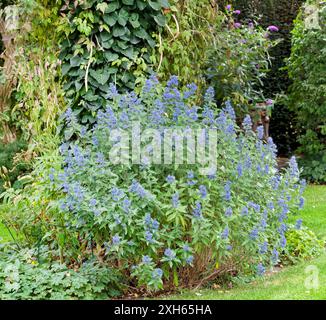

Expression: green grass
xmin=167 ymin=185 xmax=326 ymax=300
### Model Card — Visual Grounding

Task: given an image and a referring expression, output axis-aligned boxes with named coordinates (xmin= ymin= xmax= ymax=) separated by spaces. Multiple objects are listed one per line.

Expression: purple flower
xmin=257 ymin=263 xmax=265 ymax=276
xmin=257 ymin=126 xmax=264 ymax=140
xmin=280 ymin=234 xmax=287 ymax=248
xmin=259 ymin=241 xmax=268 ymax=254
xmin=164 ymin=248 xmax=176 ymax=260
xmin=172 ymin=192 xmax=180 ymax=208
xmin=112 ymin=234 xmax=120 ymax=245
xmin=224 ymin=181 xmax=232 ymax=201
xmin=267 ymin=25 xmax=279 ymax=32
xmin=167 ymin=75 xmax=178 ymax=87
xmin=299 ymin=197 xmax=304 ymax=209
xmin=226 ymin=4 xmax=232 ymax=11
xmin=241 ymin=206 xmax=248 ymax=216
xmin=186 ymin=256 xmax=194 ymax=264
xmin=237 ymin=163 xmax=243 ymax=177
xmin=122 ymin=198 xmax=131 ymax=213
xmin=199 ymin=185 xmax=208 ymax=199
xmin=295 ymin=219 xmax=303 ymax=230
xmin=152 ymin=268 xmax=163 ymax=279
xmin=242 ymin=115 xmax=252 ymax=132
xmin=192 ymin=201 xmax=202 ymax=218
xmin=145 ymin=231 xmax=154 ymax=243
xmin=250 ymin=228 xmax=259 ymax=240
xmin=225 ymin=207 xmax=233 ymax=217
xmin=221 ymin=227 xmax=229 ymax=239
xmin=233 ymin=10 xmax=241 ymax=15
xmin=266 ymin=99 xmax=274 ymax=106
xmin=166 ymin=175 xmax=176 ymax=184
xmin=234 ymin=22 xmax=242 ymax=29
xmin=272 ymin=248 xmax=279 ymax=264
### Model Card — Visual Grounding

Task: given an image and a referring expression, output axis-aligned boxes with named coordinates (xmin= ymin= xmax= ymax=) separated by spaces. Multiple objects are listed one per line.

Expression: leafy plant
xmin=281 ymin=224 xmax=324 ymax=265
xmin=44 ymin=76 xmax=306 ymax=291
xmin=59 ymin=0 xmax=169 ymax=134
xmin=287 ymin=1 xmax=326 ymax=183
xmin=0 ymin=245 xmax=122 ymax=300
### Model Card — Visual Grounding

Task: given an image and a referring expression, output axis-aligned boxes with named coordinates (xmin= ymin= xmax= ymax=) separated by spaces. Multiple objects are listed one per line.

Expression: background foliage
xmin=287 ymin=2 xmax=326 ymax=183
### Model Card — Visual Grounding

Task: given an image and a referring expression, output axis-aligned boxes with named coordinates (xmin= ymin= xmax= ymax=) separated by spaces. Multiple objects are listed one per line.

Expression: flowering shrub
xmin=51 ymin=76 xmax=305 ymax=291
xmin=206 ymin=5 xmax=280 ymax=115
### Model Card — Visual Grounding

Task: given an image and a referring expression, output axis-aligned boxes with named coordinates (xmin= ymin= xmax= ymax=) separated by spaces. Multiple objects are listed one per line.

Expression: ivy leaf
xmin=153 ymin=13 xmax=166 ymax=27
xmin=136 ymin=0 xmax=147 ymax=10
xmin=61 ymin=63 xmax=71 ymax=76
xmin=118 ymin=8 xmax=129 ymax=27
xmin=102 ymin=39 xmax=114 ymax=49
xmin=104 ymin=51 xmax=119 ymax=62
xmin=96 ymin=2 xmax=108 ymax=14
xmin=122 ymin=0 xmax=134 ymax=5
xmin=106 ymin=1 xmax=120 ymax=13
xmin=120 ymin=47 xmax=134 ymax=59
xmin=113 ymin=26 xmax=127 ymax=37
xmin=158 ymin=0 xmax=170 ymax=8
xmin=148 ymin=0 xmax=161 ymax=11
xmin=133 ymin=27 xmax=149 ymax=39
xmin=89 ymin=69 xmax=111 ymax=86
xmin=129 ymin=13 xmax=140 ymax=28
xmin=103 ymin=13 xmax=118 ymax=27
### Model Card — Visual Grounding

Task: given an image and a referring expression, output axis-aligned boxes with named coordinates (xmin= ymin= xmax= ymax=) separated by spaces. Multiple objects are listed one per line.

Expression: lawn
xmin=165 ymin=185 xmax=326 ymax=300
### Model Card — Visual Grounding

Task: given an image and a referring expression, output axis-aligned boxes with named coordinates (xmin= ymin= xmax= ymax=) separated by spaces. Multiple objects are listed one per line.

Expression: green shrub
xmin=282 ymin=224 xmax=324 ymax=265
xmin=38 ymin=76 xmax=306 ymax=291
xmin=0 ymin=138 xmax=30 ymax=194
xmin=287 ymin=1 xmax=326 ymax=183
xmin=59 ymin=0 xmax=169 ymax=133
xmin=0 ymin=245 xmax=122 ymax=300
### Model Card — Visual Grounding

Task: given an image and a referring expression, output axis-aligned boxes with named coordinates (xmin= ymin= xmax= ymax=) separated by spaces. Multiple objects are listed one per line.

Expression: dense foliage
xmin=7 ymin=76 xmax=304 ymax=291
xmin=287 ymin=2 xmax=326 ymax=183
xmin=59 ymin=0 xmax=169 ymax=134
xmin=0 ymin=245 xmax=122 ymax=299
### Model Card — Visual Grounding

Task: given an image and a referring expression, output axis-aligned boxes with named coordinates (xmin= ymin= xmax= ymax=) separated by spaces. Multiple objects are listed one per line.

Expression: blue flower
xmin=166 ymin=175 xmax=176 ymax=184
xmin=259 ymin=241 xmax=268 ymax=254
xmin=250 ymin=228 xmax=259 ymax=240
xmin=89 ymin=198 xmax=97 ymax=207
xmin=242 ymin=115 xmax=252 ymax=132
xmin=129 ymin=180 xmax=147 ymax=198
xmin=237 ymin=163 xmax=243 ymax=177
xmin=280 ymin=234 xmax=287 ymax=248
xmin=257 ymin=263 xmax=265 ymax=276
xmin=224 ymin=181 xmax=232 ymax=201
xmin=145 ymin=231 xmax=154 ymax=243
xmin=204 ymin=87 xmax=215 ymax=103
xmin=122 ymin=198 xmax=131 ymax=213
xmin=183 ymin=244 xmax=190 ymax=252
xmin=187 ymin=171 xmax=195 ymax=179
xmin=257 ymin=126 xmax=264 ymax=140
xmin=241 ymin=206 xmax=248 ymax=216
xmin=142 ymin=255 xmax=152 ymax=264
xmin=152 ymin=268 xmax=163 ymax=279
xmin=192 ymin=201 xmax=202 ymax=218
xmin=164 ymin=248 xmax=176 ymax=261
xmin=299 ymin=197 xmax=304 ymax=209
xmin=295 ymin=219 xmax=303 ymax=230
xmin=172 ymin=192 xmax=180 ymax=208
xmin=186 ymin=255 xmax=194 ymax=264
xmin=272 ymin=248 xmax=279 ymax=264
xmin=167 ymin=75 xmax=179 ymax=87
xmin=226 ymin=245 xmax=233 ymax=251
xmin=225 ymin=207 xmax=233 ymax=217
xmin=221 ymin=227 xmax=229 ymax=239
xmin=111 ymin=187 xmax=125 ymax=201
xmin=112 ymin=234 xmax=120 ymax=245
xmin=199 ymin=185 xmax=208 ymax=199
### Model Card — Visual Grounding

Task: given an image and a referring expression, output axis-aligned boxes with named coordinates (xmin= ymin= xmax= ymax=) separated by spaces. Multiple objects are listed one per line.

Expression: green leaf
xmin=104 ymin=51 xmax=119 ymax=62
xmin=89 ymin=69 xmax=111 ymax=86
xmin=105 ymin=1 xmax=120 ymax=13
xmin=148 ymin=0 xmax=161 ymax=11
xmin=118 ymin=8 xmax=129 ymax=27
xmin=120 ymin=47 xmax=134 ymax=59
xmin=103 ymin=13 xmax=118 ymax=27
xmin=96 ymin=2 xmax=108 ymax=14
xmin=129 ymin=13 xmax=140 ymax=28
xmin=61 ymin=63 xmax=71 ymax=76
xmin=133 ymin=27 xmax=149 ymax=39
xmin=153 ymin=13 xmax=166 ymax=27
xmin=136 ymin=0 xmax=147 ymax=10
xmin=122 ymin=0 xmax=134 ymax=5
xmin=113 ymin=26 xmax=127 ymax=37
